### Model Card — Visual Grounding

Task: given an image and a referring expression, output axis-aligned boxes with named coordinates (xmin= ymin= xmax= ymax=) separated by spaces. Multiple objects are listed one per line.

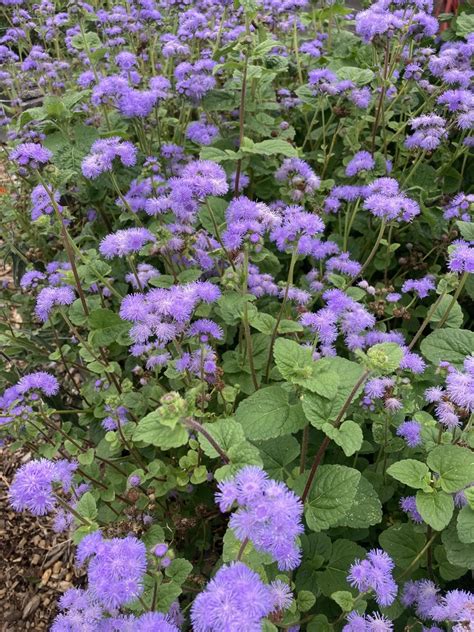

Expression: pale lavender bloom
xmin=186 ymin=120 xmax=218 ymax=145
xmin=397 ymin=420 xmax=422 ymax=447
xmin=180 ymin=160 xmax=228 ymax=198
xmin=186 ymin=319 xmax=223 ymax=342
xmin=402 ymin=276 xmax=435 ymax=298
xmin=77 ymin=532 xmax=147 ymax=610
xmin=405 ymin=114 xmax=447 ymax=151
xmin=10 ymin=141 xmax=52 ymax=169
xmin=20 ymin=270 xmax=46 ymax=289
xmin=191 ymin=562 xmax=289 ymax=631
xmin=17 ymin=371 xmax=59 ymax=396
xmin=35 ymin=286 xmax=75 ymax=321
xmin=125 ymin=263 xmax=160 ymax=289
xmin=345 ymin=151 xmax=375 ymax=177
xmin=275 ymin=158 xmax=320 ymax=201
xmin=363 ymin=178 xmax=420 ymax=222
xmin=99 ymin=227 xmax=155 ymax=258
xmin=435 ymin=400 xmax=460 ymax=429
xmin=31 ymin=183 xmax=63 ymax=221
xmin=400 ymin=496 xmax=423 ymax=523
xmin=347 ymin=549 xmax=397 ymax=607
xmin=81 ymin=137 xmax=137 ymax=179
xmin=402 ymin=580 xmax=440 ymax=619
xmin=446 ymin=360 xmax=474 ymax=411
xmin=9 ymin=458 xmax=76 ymax=516
xmin=217 ymin=466 xmax=304 ymax=571
xmin=344 ymin=611 xmax=393 ymax=631
xmin=448 ymin=240 xmax=474 ymax=273
xmin=443 ymin=193 xmax=474 ymax=222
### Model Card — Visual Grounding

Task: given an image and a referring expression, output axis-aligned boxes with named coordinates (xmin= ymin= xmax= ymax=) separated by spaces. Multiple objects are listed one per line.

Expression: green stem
xmin=434 ymin=271 xmax=468 ymax=330
xmin=264 ymin=247 xmax=298 ymax=383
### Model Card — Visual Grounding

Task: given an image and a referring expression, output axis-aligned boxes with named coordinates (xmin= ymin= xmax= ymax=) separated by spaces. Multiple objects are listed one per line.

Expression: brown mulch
xmin=0 ymin=445 xmax=82 ymax=631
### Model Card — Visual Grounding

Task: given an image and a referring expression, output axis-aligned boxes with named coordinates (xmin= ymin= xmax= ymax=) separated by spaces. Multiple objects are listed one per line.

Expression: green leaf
xmin=366 ymin=342 xmax=403 ymax=373
xmin=336 ymin=476 xmax=382 ymax=528
xmin=78 ymin=447 xmax=95 ymax=466
xmin=133 ymin=416 xmax=188 ymax=450
xmin=379 ymin=524 xmax=427 ymax=570
xmin=235 ymin=385 xmax=306 ymax=440
xmin=322 ymin=420 xmax=363 ymax=457
xmin=154 ymin=582 xmax=182 ymax=612
xmin=142 ymin=525 xmax=165 ymax=549
xmin=457 ymin=505 xmax=474 ymax=544
xmin=456 ymin=12 xmax=474 ymax=38
xmin=297 ymin=590 xmax=316 ymax=612
xmin=242 ymin=138 xmax=298 ymax=157
xmin=331 ymin=590 xmax=355 ymax=612
xmin=386 ymin=459 xmax=431 ymax=490
xmin=434 ymin=545 xmax=467 ymax=581
xmin=295 ymin=533 xmax=332 ymax=593
xmin=303 ymin=465 xmax=361 ymax=531
xmin=336 ymin=66 xmax=374 ymax=85
xmin=302 ymin=357 xmax=365 ymax=429
xmin=273 ymin=338 xmax=338 ymax=397
xmin=75 ymin=492 xmax=98 ymax=521
xmin=88 ymin=308 xmax=129 ymax=346
xmin=430 ymin=295 xmax=464 ymax=329
xmin=420 ymin=329 xmax=474 ymax=368
xmin=165 ymin=558 xmax=193 ymax=585
xmin=442 ymin=525 xmax=474 ymax=570
xmin=317 ymin=539 xmax=366 ymax=598
xmin=256 ymin=436 xmax=300 ymax=480
xmin=416 ymin=489 xmax=454 ymax=531
xmin=427 ymin=445 xmax=474 ymax=493
xmin=198 ymin=418 xmax=245 ymax=458
xmin=456 ymin=220 xmax=474 ymax=241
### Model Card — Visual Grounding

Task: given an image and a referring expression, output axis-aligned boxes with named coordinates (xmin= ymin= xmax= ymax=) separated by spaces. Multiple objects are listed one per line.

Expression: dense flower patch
xmin=0 ymin=0 xmax=473 ymax=629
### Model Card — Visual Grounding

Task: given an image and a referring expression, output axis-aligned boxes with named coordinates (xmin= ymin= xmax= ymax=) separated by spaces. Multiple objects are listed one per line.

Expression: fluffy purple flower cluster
xmin=345 ymin=151 xmax=375 ymax=177
xmin=9 ymin=141 xmax=52 ymax=170
xmin=82 ymin=137 xmax=137 ymax=179
xmin=443 ymin=192 xmax=474 ymax=222
xmin=77 ymin=531 xmax=147 ymax=610
xmin=405 ymin=114 xmax=447 ymax=151
xmin=300 ymin=289 xmax=376 ymax=357
xmin=424 ymin=356 xmax=474 ymax=429
xmin=402 ymin=580 xmax=474 ymax=629
xmin=343 ymin=611 xmax=393 ymax=631
xmin=308 ymin=68 xmax=371 ymax=108
xmin=216 ymin=466 xmax=304 ymax=570
xmin=448 ymin=240 xmax=474 ymax=274
xmin=347 ymin=549 xmax=397 ymax=607
xmin=9 ymin=458 xmax=77 ymax=515
xmin=191 ymin=562 xmax=292 ymax=631
xmin=222 ymin=197 xmax=280 ymax=251
xmin=362 ymin=178 xmax=420 ymax=222
xmin=396 ymin=420 xmax=422 ymax=447
xmin=119 ymin=281 xmax=221 ymax=374
xmin=99 ymin=227 xmax=155 ymax=258
xmin=275 ymin=158 xmax=320 ymax=201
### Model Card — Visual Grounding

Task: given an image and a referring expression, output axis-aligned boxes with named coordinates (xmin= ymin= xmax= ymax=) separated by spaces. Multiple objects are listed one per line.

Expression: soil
xmin=0 ymin=445 xmax=82 ymax=631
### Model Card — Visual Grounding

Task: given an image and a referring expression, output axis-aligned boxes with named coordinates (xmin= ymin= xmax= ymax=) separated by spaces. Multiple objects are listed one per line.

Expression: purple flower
xmin=448 ymin=240 xmax=474 ymax=274
xmin=445 ymin=359 xmax=474 ymax=412
xmin=223 ymin=196 xmax=279 ymax=250
xmin=9 ymin=458 xmax=76 ymax=516
xmin=175 ymin=59 xmax=216 ymax=101
xmin=187 ymin=319 xmax=223 ymax=342
xmin=35 ymin=286 xmax=76 ymax=321
xmin=405 ymin=114 xmax=447 ymax=151
xmin=402 ymin=276 xmax=435 ymax=298
xmin=275 ymin=158 xmax=320 ymax=201
xmin=345 ymin=151 xmax=375 ymax=177
xmin=347 ymin=549 xmax=397 ymax=607
xmin=99 ymin=227 xmax=155 ymax=258
xmin=180 ymin=160 xmax=228 ymax=198
xmin=77 ymin=532 xmax=147 ymax=610
xmin=443 ymin=193 xmax=474 ymax=222
xmin=17 ymin=371 xmax=59 ymax=396
xmin=400 ymin=496 xmax=424 ymax=523
xmin=81 ymin=137 xmax=137 ymax=179
xmin=10 ymin=142 xmax=52 ymax=169
xmin=270 ymin=204 xmax=324 ymax=253
xmin=191 ymin=562 xmax=289 ymax=631
xmin=397 ymin=420 xmax=422 ymax=447
xmin=343 ymin=611 xmax=393 ymax=631
xmin=30 ymin=184 xmax=62 ymax=221
xmin=186 ymin=120 xmax=218 ymax=146
xmin=217 ymin=466 xmax=304 ymax=571
xmin=401 ymin=580 xmax=440 ymax=619
xmin=363 ymin=178 xmax=420 ymax=223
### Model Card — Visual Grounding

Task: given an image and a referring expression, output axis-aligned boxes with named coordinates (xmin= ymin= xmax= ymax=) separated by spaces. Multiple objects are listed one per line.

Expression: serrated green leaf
xmin=457 ymin=505 xmax=474 ymax=544
xmin=427 ymin=445 xmax=474 ymax=493
xmin=420 ymin=329 xmax=474 ymax=368
xmin=387 ymin=459 xmax=431 ymax=490
xmin=416 ymin=489 xmax=454 ymax=531
xmin=379 ymin=524 xmax=427 ymax=570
